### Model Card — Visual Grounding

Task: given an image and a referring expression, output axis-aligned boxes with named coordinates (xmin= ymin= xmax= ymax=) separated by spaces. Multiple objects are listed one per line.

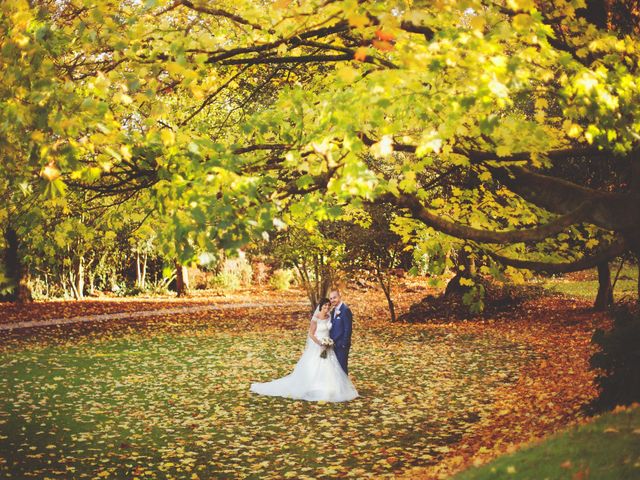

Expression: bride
xmin=250 ymin=298 xmax=358 ymax=402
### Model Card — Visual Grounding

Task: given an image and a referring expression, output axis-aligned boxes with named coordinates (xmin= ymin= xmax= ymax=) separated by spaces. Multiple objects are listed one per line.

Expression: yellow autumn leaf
xmin=348 ymin=14 xmax=370 ymax=29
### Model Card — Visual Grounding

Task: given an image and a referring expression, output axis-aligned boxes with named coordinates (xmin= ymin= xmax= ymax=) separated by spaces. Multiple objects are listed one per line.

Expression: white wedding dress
xmin=250 ymin=315 xmax=358 ymax=402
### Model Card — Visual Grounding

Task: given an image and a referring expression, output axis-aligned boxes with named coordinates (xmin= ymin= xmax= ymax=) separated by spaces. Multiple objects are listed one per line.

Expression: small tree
xmin=339 ymin=205 xmax=404 ymax=322
xmin=130 ymin=224 xmax=156 ymax=291
xmin=264 ymin=227 xmax=343 ymax=310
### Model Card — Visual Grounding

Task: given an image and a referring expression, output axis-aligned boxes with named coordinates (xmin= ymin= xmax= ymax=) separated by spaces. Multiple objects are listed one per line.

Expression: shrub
xmin=209 ymin=271 xmax=241 ymax=291
xmin=270 ymin=269 xmax=294 ymax=290
xmin=590 ymin=305 xmax=640 ymax=413
xmin=26 ymin=276 xmax=50 ymax=300
xmin=225 ymin=256 xmax=252 ymax=286
xmin=252 ymin=261 xmax=270 ymax=285
xmin=208 ymin=255 xmax=253 ymax=292
xmin=144 ymin=277 xmax=172 ymax=295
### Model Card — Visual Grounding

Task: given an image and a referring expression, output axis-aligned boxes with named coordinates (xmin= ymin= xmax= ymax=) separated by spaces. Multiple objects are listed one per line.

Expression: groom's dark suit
xmin=330 ymin=303 xmax=352 ymax=374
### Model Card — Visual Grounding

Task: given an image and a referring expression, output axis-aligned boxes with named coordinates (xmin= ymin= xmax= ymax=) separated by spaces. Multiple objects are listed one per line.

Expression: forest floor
xmin=0 ymin=288 xmax=305 ymax=326
xmin=0 ymin=278 xmax=613 ymax=479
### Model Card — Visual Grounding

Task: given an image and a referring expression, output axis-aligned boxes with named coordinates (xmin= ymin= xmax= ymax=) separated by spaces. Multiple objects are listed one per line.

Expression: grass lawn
xmin=542 ymin=265 xmax=638 ymax=303
xmin=0 ymin=307 xmax=537 ymax=479
xmin=452 ymin=404 xmax=640 ymax=480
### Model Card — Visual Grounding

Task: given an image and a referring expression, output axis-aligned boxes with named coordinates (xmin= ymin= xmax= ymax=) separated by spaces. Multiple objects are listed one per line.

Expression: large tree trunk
xmin=3 ymin=227 xmax=32 ymax=303
xmin=636 ymin=261 xmax=640 ymax=307
xmin=594 ymin=261 xmax=614 ymax=310
xmin=175 ymin=260 xmax=189 ymax=297
xmin=632 ymin=152 xmax=640 ymax=305
xmin=445 ymin=248 xmax=476 ymax=297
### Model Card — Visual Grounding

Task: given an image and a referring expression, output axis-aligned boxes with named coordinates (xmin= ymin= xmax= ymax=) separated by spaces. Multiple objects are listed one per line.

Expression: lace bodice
xmin=313 ymin=316 xmax=332 ymax=340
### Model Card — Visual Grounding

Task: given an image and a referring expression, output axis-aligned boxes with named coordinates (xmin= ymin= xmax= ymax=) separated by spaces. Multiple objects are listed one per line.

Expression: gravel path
xmin=0 ymin=300 xmax=310 ymax=331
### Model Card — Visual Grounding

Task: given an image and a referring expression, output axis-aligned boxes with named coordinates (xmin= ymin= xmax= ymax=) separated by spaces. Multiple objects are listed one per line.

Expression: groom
xmin=329 ymin=289 xmax=352 ymax=374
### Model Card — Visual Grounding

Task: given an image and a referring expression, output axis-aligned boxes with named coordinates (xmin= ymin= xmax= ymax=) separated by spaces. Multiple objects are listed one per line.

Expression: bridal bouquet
xmin=319 ymin=338 xmax=334 ymax=358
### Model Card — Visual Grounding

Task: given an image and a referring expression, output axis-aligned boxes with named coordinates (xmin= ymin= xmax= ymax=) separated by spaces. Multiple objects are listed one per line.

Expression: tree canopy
xmin=1 ymin=0 xmax=639 ymax=298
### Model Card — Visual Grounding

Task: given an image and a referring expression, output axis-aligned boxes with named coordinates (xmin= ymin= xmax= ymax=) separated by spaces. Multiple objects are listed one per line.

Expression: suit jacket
xmin=330 ymin=303 xmax=352 ymax=349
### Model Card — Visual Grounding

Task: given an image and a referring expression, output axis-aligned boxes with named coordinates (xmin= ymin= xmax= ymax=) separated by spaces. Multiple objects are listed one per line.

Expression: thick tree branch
xmin=204 ymin=22 xmax=350 ymax=64
xmin=233 ymin=144 xmax=291 ymax=155
xmin=221 ymin=53 xmax=352 ymax=66
xmin=399 ymin=21 xmax=435 ymax=41
xmin=357 ymin=132 xmax=603 ymax=163
xmin=237 ymin=136 xmax=603 ymax=166
xmin=489 ymin=165 xmax=634 ymax=232
xmin=178 ymin=0 xmax=266 ymax=31
xmin=279 ymin=163 xmax=344 ymax=197
xmin=487 ymin=239 xmax=628 ymax=274
xmin=378 ymin=191 xmax=594 ymax=244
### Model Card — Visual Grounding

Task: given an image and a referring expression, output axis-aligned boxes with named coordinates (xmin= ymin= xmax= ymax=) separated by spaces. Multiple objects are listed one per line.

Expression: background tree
xmin=2 ymin=0 xmax=640 ymax=308
xmin=261 ymin=225 xmax=344 ymax=310
xmin=338 ymin=204 xmax=406 ymax=321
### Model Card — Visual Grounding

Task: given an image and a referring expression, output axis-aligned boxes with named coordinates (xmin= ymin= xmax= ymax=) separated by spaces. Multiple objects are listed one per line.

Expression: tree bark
xmin=136 ymin=252 xmax=141 ymax=288
xmin=292 ymin=259 xmax=312 ymax=308
xmin=68 ymin=269 xmax=78 ymax=299
xmin=142 ymin=253 xmax=148 ymax=289
xmin=630 ymin=150 xmax=640 ymax=304
xmin=292 ymin=256 xmax=331 ymax=311
xmin=3 ymin=227 xmax=32 ymax=303
xmin=3 ymin=228 xmax=19 ymax=298
xmin=76 ymin=256 xmax=85 ymax=299
xmin=488 ymin=239 xmax=627 ymax=274
xmin=594 ymin=262 xmax=614 ymax=310
xmin=17 ymin=271 xmax=33 ymax=303
xmin=445 ymin=248 xmax=475 ymax=297
xmin=377 ymin=271 xmax=396 ymax=322
xmin=88 ymin=272 xmax=96 ymax=296
xmin=68 ymin=256 xmax=85 ymax=300
xmin=85 ymin=253 xmax=96 ymax=296
xmin=578 ymin=0 xmax=608 ymax=29
xmin=377 ymin=191 xmax=596 ymax=244
xmin=369 ymin=160 xmax=637 ymax=248
xmin=62 ymin=276 xmax=69 ymax=298
xmin=490 ymin=165 xmax=633 ymax=232
xmin=175 ymin=260 xmax=189 ymax=297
